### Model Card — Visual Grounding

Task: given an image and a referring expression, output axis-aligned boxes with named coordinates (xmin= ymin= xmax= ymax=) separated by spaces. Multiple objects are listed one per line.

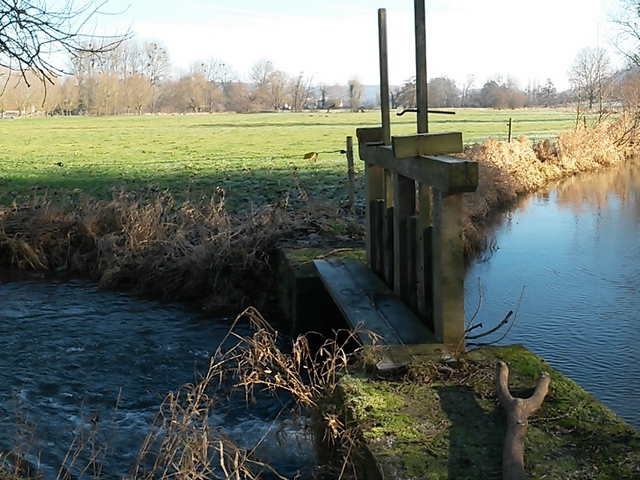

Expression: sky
xmin=93 ymin=0 xmax=615 ymax=91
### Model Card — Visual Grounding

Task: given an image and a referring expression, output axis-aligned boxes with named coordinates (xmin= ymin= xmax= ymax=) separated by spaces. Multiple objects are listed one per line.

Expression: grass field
xmin=0 ymin=108 xmax=577 ymax=209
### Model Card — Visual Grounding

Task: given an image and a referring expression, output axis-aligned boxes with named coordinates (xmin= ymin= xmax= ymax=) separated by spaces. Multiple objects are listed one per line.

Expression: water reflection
xmin=465 ymin=160 xmax=640 ymax=430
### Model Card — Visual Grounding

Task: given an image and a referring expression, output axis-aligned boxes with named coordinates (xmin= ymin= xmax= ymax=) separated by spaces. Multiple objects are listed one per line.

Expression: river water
xmin=0 ymin=271 xmax=314 ymax=478
xmin=465 ymin=159 xmax=640 ymax=430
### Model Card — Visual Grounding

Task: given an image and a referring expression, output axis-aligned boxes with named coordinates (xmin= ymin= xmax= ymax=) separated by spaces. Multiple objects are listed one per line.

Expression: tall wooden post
xmin=414 ymin=0 xmax=428 ymax=134
xmin=378 ymin=8 xmax=391 ymax=146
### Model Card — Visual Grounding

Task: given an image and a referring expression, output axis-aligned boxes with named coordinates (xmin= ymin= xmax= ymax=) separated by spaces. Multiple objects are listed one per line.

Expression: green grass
xmin=0 ymin=109 xmax=576 ymax=209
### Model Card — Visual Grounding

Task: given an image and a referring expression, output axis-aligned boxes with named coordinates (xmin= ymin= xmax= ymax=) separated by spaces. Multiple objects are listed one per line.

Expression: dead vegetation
xmin=0 ymin=193 xmax=364 ymax=314
xmin=462 ymin=119 xmax=636 ymax=255
xmin=0 ymin=308 xmax=369 ymax=479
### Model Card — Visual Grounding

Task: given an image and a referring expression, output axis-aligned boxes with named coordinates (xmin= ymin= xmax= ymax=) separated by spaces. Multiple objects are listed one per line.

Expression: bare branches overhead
xmin=0 ymin=0 xmax=128 ymax=84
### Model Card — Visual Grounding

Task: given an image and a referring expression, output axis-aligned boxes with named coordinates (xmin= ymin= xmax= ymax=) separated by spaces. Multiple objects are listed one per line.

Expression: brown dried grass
xmin=462 ymin=120 xmax=633 ymax=255
xmin=131 ymin=307 xmax=368 ymax=480
xmin=0 ymin=193 xmax=364 ymax=313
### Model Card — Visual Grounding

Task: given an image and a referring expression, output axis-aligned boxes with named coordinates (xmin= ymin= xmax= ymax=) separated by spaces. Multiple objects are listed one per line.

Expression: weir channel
xmin=0 ymin=271 xmax=315 ymax=478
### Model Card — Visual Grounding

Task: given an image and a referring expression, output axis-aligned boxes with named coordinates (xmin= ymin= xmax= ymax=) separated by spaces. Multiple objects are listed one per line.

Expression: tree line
xmin=1 ymin=23 xmax=640 ymax=117
xmin=0 ymin=38 xmax=370 ymax=117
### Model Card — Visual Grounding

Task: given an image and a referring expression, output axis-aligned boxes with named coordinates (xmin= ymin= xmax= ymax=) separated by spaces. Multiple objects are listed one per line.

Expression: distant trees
xmin=428 ymin=77 xmax=460 ymax=108
xmin=347 ymin=77 xmax=364 ymax=110
xmin=569 ymin=47 xmax=613 ymax=111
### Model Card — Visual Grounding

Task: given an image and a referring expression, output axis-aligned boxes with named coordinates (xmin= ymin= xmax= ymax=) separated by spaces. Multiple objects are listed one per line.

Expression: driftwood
xmin=495 ymin=361 xmax=551 ymax=480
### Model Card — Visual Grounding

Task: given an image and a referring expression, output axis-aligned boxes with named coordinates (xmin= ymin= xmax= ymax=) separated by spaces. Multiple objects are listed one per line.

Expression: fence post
xmin=346 ymin=136 xmax=355 ymax=214
xmin=508 ymin=117 xmax=513 ymax=142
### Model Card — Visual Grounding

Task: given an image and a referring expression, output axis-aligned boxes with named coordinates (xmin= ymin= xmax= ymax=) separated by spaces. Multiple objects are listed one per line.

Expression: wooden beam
xmin=392 ymin=173 xmax=415 ymax=304
xmin=382 ymin=170 xmax=394 ymax=288
xmin=378 ymin=8 xmax=391 ymax=146
xmin=393 ymin=132 xmax=463 ymax=158
xmin=417 ymin=183 xmax=434 ymax=331
xmin=432 ymin=190 xmax=466 ymax=352
xmin=414 ymin=0 xmax=428 ymax=133
xmin=365 ymin=163 xmax=384 ymax=272
xmin=360 ymin=144 xmax=478 ymax=194
xmin=356 ymin=127 xmax=384 ymax=147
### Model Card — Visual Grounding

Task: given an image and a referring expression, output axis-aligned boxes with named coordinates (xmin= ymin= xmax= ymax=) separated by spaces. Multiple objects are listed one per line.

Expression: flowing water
xmin=0 ymin=270 xmax=314 ymax=478
xmin=465 ymin=159 xmax=640 ymax=430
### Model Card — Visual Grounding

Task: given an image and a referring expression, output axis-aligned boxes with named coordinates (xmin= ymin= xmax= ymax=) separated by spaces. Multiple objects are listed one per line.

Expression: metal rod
xmin=397 ymin=108 xmax=455 ymax=116
xmin=378 ymin=8 xmax=391 ymax=145
xmin=414 ymin=0 xmax=428 ymax=134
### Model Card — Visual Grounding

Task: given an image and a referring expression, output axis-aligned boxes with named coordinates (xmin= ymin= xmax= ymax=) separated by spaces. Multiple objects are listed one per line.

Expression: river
xmin=0 ymin=270 xmax=315 ymax=478
xmin=464 ymin=159 xmax=640 ymax=430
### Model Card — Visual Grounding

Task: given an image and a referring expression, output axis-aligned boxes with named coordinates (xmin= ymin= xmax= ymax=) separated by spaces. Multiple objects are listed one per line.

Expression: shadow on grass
xmin=0 ymin=165 xmax=362 ymax=213
xmin=437 ymin=385 xmax=504 ymax=480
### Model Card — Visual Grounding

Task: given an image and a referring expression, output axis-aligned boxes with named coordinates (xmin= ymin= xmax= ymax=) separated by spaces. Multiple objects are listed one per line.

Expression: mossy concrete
xmin=339 ymin=344 xmax=640 ymax=479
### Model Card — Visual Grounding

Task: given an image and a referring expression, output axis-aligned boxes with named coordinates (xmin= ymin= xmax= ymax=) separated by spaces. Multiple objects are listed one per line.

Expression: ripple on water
xmin=465 ymin=164 xmax=640 ymax=430
xmin=0 ymin=271 xmax=315 ymax=477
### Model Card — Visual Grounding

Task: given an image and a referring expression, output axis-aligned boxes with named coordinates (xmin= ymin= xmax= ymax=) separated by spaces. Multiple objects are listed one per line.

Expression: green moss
xmin=338 ymin=345 xmax=640 ymax=479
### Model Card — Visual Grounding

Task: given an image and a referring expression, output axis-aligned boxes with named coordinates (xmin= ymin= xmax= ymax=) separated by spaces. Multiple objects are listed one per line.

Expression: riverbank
xmin=462 ymin=120 xmax=636 ymax=255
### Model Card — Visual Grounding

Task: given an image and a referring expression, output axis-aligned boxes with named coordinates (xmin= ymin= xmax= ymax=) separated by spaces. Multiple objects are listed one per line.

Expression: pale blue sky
xmin=95 ymin=0 xmax=613 ymax=90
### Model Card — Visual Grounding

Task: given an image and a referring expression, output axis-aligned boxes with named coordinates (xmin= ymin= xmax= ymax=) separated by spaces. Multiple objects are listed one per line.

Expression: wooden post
xmin=417 ymin=182 xmax=434 ymax=331
xmin=414 ymin=0 xmax=428 ymax=134
xmin=378 ymin=8 xmax=391 ymax=146
xmin=508 ymin=118 xmax=513 ymax=143
xmin=383 ymin=169 xmax=394 ymax=288
xmin=392 ymin=173 xmax=415 ymax=305
xmin=365 ymin=163 xmax=384 ymax=274
xmin=431 ymin=189 xmax=465 ymax=351
xmin=346 ymin=136 xmax=355 ymax=213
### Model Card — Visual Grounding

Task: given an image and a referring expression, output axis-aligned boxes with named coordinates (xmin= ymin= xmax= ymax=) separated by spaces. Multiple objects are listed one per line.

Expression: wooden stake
xmin=414 ymin=0 xmax=428 ymax=134
xmin=346 ymin=136 xmax=355 ymax=213
xmin=378 ymin=8 xmax=391 ymax=146
xmin=495 ymin=362 xmax=551 ymax=480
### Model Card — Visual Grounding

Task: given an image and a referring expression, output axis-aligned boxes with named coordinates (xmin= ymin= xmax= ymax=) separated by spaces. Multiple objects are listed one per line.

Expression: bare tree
xmin=428 ymin=76 xmax=459 ymax=107
xmin=569 ymin=47 xmax=613 ymax=122
xmin=193 ymin=57 xmax=235 ymax=88
xmin=290 ymin=71 xmax=314 ymax=112
xmin=347 ymin=76 xmax=364 ymax=111
xmin=611 ymin=0 xmax=640 ymax=69
xmin=461 ymin=74 xmax=475 ymax=108
xmin=395 ymin=77 xmax=416 ymax=109
xmin=0 ymin=0 xmax=127 ymax=87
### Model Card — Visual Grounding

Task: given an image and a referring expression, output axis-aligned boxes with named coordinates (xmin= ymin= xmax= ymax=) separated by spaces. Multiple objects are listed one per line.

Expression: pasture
xmin=0 ymin=108 xmax=576 ymax=209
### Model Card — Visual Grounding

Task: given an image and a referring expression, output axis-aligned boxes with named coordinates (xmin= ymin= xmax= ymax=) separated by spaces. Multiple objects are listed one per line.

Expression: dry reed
xmin=0 ymin=193 xmax=364 ymax=314
xmin=462 ymin=119 xmax=635 ymax=255
xmin=131 ymin=307 xmax=368 ymax=479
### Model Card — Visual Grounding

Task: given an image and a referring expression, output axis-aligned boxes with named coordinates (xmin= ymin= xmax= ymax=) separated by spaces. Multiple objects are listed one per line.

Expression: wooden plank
xmin=382 ymin=169 xmax=394 ymax=288
xmin=313 ymin=258 xmax=439 ymax=346
xmin=360 ymin=144 xmax=478 ymax=194
xmin=392 ymin=132 xmax=463 ymax=158
xmin=392 ymin=173 xmax=415 ymax=304
xmin=371 ymin=199 xmax=384 ymax=277
xmin=314 ymin=258 xmax=403 ymax=346
xmin=339 ymin=259 xmax=437 ymax=345
xmin=406 ymin=215 xmax=418 ymax=313
xmin=365 ymin=163 xmax=384 ymax=272
xmin=432 ymin=190 xmax=466 ymax=352
xmin=417 ymin=183 xmax=434 ymax=331
xmin=356 ymin=127 xmax=384 ymax=147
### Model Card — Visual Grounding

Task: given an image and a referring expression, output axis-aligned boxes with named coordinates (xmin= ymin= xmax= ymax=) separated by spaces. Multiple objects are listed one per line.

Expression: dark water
xmin=465 ymin=160 xmax=640 ymax=430
xmin=0 ymin=271 xmax=314 ymax=478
